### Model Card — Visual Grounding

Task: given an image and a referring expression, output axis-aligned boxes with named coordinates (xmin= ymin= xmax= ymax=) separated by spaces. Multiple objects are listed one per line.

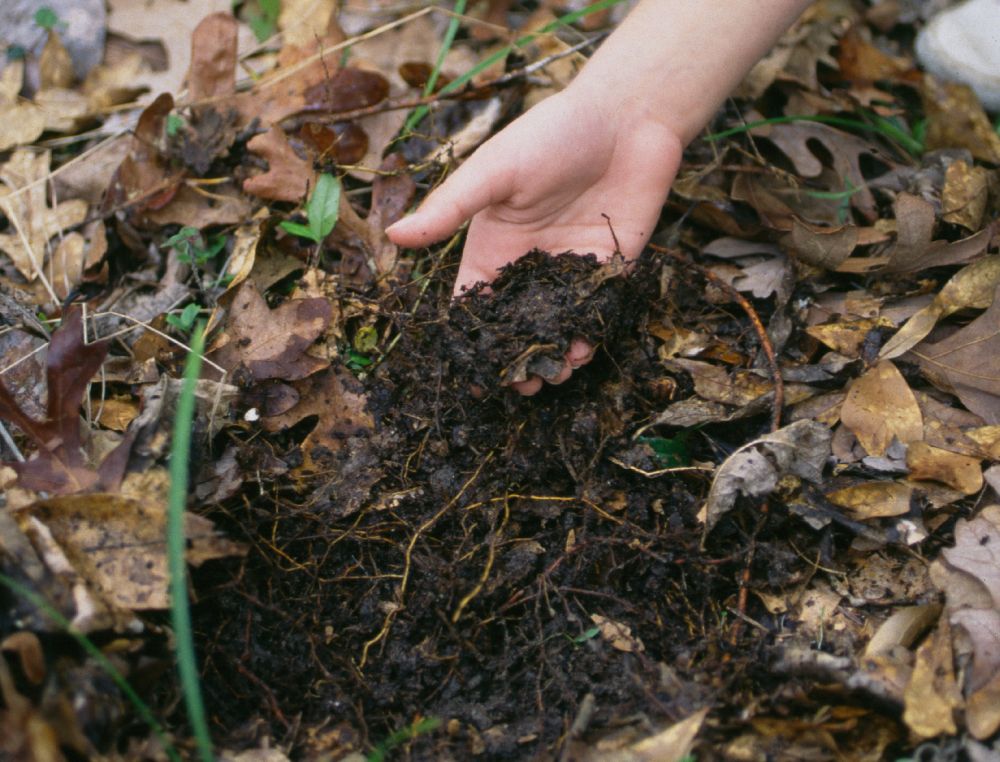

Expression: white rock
xmin=915 ymin=0 xmax=1000 ymax=111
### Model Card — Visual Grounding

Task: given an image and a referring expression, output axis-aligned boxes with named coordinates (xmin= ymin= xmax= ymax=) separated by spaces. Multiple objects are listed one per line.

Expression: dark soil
xmin=189 ymin=249 xmax=906 ymax=759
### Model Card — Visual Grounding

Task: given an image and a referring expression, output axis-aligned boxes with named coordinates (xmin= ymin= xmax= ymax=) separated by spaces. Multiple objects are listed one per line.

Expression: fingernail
xmin=385 ymin=215 xmax=418 ymax=235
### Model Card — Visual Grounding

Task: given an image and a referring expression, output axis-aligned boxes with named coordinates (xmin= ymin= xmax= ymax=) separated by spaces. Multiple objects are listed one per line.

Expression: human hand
xmin=386 ymin=87 xmax=683 ymax=394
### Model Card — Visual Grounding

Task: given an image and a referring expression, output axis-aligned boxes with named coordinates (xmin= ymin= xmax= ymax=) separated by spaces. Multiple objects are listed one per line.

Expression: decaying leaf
xmin=704 ymin=420 xmax=831 ymax=534
xmin=0 ymin=307 xmax=132 ymax=494
xmin=840 ymin=360 xmax=922 ymax=457
xmin=921 ymin=77 xmax=1000 ymax=164
xmin=590 ymin=614 xmax=645 ymax=653
xmin=906 ymin=441 xmax=982 ymax=495
xmin=244 ymin=126 xmax=318 ymax=202
xmin=913 ymin=284 xmax=1000 ymax=424
xmin=881 ymin=193 xmax=993 ymax=274
xmin=880 ymin=255 xmax=1000 ymax=360
xmin=929 ymin=506 xmax=1000 ymax=738
xmin=13 ymin=493 xmax=244 ymax=611
xmin=0 ymin=150 xmax=88 ymax=283
xmin=209 ymin=280 xmax=332 ymax=381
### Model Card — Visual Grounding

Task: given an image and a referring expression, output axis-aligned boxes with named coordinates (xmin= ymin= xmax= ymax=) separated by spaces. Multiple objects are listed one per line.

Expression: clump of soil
xmin=193 ymin=249 xmax=817 ymax=759
xmin=444 ymin=250 xmax=655 ymax=391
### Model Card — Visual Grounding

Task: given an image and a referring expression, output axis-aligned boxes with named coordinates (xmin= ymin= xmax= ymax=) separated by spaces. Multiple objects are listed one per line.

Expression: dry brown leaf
xmin=902 ymin=615 xmax=960 ymax=738
xmin=590 ymin=614 xmax=645 ymax=653
xmin=144 ymin=183 xmax=251 ymax=228
xmin=880 ymin=255 xmax=1000 ymax=360
xmin=761 ymin=121 xmax=889 ymax=220
xmin=612 ymin=707 xmax=708 ymax=762
xmin=209 ymin=280 xmax=331 ymax=381
xmin=704 ymin=420 xmax=831 ymax=534
xmin=881 ymin=193 xmax=994 ymax=274
xmin=913 ymin=284 xmax=1000 ymax=424
xmin=0 ymin=61 xmax=45 ymax=151
xmin=827 ymin=481 xmax=913 ymax=519
xmin=278 ymin=0 xmax=341 ymax=49
xmin=244 ymin=126 xmax=317 ymax=202
xmin=922 ymin=77 xmax=1000 ymax=163
xmin=187 ymin=12 xmax=238 ymax=103
xmin=786 ymin=219 xmax=859 ymax=269
xmin=14 ymin=494 xmax=244 ymax=611
xmin=39 ymin=30 xmax=75 ymax=90
xmin=0 ymin=149 xmax=88 ymax=283
xmin=930 ymin=506 xmax=1000 ymax=738
xmin=906 ymin=441 xmax=982 ymax=495
xmin=841 ymin=361 xmax=923 ymax=456
xmin=107 ymin=0 xmax=254 ymax=100
xmin=942 ymin=160 xmax=992 ymax=231
xmin=806 ymin=317 xmax=893 ymax=359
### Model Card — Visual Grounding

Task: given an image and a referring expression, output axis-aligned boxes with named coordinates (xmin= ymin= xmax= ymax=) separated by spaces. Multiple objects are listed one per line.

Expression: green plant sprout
xmin=166 ymin=113 xmax=186 ymax=137
xmin=279 ymin=173 xmax=342 ymax=244
xmin=366 ymin=716 xmax=442 ymax=762
xmin=247 ymin=0 xmax=281 ymax=42
xmin=165 ymin=303 xmax=203 ymax=334
xmin=639 ymin=432 xmax=691 ymax=468
xmin=34 ymin=7 xmax=61 ymax=31
xmin=163 ymin=227 xmax=226 ymax=267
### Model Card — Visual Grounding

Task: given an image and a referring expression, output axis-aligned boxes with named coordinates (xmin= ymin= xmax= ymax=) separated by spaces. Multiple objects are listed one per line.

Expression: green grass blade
xmin=0 ymin=573 xmax=183 ymax=762
xmin=402 ymin=0 xmax=468 ymax=134
xmin=402 ymin=0 xmax=627 ymax=134
xmin=704 ymin=113 xmax=924 ymax=155
xmin=167 ymin=322 xmax=214 ymax=762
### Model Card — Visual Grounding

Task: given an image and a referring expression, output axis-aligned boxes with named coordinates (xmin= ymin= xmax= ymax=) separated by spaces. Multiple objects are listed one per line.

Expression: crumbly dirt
xmin=189 ymin=249 xmax=910 ymax=759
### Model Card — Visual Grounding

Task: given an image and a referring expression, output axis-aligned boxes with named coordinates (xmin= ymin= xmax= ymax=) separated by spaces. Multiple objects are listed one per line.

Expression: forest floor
xmin=1 ymin=0 xmax=1000 ymax=760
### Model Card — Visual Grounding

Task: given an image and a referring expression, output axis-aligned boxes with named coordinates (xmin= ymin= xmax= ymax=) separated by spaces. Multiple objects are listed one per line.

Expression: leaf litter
xmin=0 ymin=0 xmax=1000 ymax=759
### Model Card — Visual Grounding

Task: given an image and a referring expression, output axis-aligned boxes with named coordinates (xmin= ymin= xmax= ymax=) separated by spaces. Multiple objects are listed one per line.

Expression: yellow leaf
xmin=841 ymin=360 xmax=923 ymax=456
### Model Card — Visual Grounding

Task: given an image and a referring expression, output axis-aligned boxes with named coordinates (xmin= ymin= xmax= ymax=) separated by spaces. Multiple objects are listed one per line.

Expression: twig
xmin=280 ymin=35 xmax=601 ymax=131
xmin=648 ymin=243 xmax=784 ymax=431
xmin=0 ymin=421 xmax=24 ymax=462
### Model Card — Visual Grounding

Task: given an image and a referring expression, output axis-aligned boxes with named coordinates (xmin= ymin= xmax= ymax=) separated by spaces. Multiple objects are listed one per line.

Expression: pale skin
xmin=386 ymin=0 xmax=814 ymax=394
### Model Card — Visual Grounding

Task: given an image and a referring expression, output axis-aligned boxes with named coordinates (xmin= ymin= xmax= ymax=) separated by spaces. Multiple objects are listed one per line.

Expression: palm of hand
xmin=386 ymin=89 xmax=683 ymax=393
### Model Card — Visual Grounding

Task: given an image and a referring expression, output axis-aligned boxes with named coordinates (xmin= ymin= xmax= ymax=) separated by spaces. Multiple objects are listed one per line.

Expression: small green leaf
xmin=639 ymin=434 xmax=690 ymax=468
xmin=167 ymin=303 xmax=202 ymax=332
xmin=572 ymin=626 xmax=600 ymax=644
xmin=166 ymin=113 xmax=185 ymax=137
xmin=347 ymin=350 xmax=373 ymax=368
xmin=279 ymin=220 xmax=319 ymax=242
xmin=34 ymin=7 xmax=59 ymax=29
xmin=353 ymin=326 xmax=378 ymax=354
xmin=306 ymin=173 xmax=342 ymax=241
xmin=164 ymin=226 xmax=199 ymax=248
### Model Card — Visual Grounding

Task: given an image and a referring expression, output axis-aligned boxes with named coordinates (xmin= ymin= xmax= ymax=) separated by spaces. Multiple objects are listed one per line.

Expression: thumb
xmin=385 ymin=148 xmax=511 ymax=248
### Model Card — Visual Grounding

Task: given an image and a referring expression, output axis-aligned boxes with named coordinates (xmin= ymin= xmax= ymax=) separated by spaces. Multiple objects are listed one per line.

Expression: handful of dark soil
xmin=446 ymin=249 xmax=655 ymax=393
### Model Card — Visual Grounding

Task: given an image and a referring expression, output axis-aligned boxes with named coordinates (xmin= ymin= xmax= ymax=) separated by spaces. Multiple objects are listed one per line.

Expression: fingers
xmin=508 ymin=338 xmax=595 ymax=396
xmin=385 ymin=146 xmax=512 ymax=249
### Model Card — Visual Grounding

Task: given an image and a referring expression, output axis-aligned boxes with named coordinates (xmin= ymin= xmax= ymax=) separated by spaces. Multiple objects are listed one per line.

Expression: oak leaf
xmin=209 ymin=280 xmax=332 ymax=381
xmin=0 ymin=150 xmax=88 ymax=282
